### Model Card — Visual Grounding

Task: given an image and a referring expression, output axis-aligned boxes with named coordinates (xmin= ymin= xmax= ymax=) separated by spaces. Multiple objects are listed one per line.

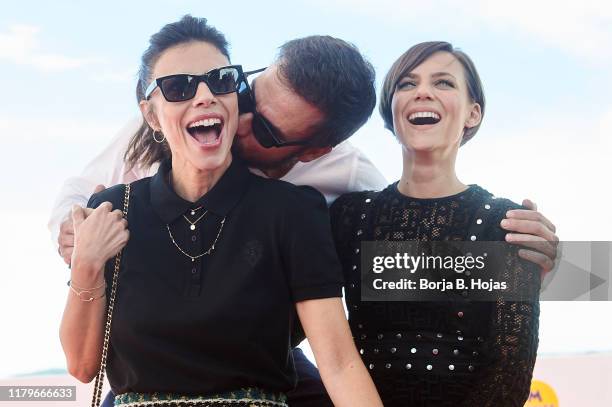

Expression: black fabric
xmin=330 ymin=183 xmax=540 ymax=407
xmin=88 ymin=157 xmax=343 ymax=397
xmin=100 ymin=348 xmax=333 ymax=407
xmin=286 ymin=348 xmax=333 ymax=407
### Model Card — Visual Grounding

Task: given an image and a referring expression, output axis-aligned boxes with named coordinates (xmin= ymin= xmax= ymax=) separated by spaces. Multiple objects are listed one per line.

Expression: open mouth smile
xmin=186 ymin=116 xmax=224 ymax=146
xmin=408 ymin=111 xmax=441 ymax=125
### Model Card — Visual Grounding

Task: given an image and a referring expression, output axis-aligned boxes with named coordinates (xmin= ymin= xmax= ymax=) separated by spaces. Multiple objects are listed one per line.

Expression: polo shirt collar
xmin=150 ymin=157 xmax=250 ymax=223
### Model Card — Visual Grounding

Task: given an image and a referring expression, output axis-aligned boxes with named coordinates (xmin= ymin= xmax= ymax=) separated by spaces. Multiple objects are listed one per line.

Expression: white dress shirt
xmin=48 ymin=117 xmax=387 ymax=245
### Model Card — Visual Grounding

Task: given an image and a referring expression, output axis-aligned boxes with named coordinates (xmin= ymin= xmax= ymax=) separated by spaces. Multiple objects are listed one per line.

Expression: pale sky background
xmin=0 ymin=0 xmax=611 ymax=378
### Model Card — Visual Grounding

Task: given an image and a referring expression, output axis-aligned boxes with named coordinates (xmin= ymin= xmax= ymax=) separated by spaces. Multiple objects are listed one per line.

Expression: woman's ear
xmin=465 ymin=103 xmax=482 ymax=129
xmin=139 ymin=100 xmax=161 ymax=131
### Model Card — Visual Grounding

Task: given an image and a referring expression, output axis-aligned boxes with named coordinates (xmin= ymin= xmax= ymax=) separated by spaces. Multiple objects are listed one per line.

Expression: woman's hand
xmin=296 ymin=297 xmax=383 ymax=407
xmin=57 ymin=184 xmax=107 ymax=267
xmin=71 ymin=202 xmax=129 ymax=278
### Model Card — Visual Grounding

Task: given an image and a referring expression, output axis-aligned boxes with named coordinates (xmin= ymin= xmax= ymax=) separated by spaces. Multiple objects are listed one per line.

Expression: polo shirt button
xmin=191 ymin=235 xmax=197 ymax=242
xmin=191 ymin=268 xmax=197 ymax=274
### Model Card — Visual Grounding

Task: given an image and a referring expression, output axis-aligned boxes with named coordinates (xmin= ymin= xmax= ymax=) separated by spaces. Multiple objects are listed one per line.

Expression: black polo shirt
xmin=88 ymin=157 xmax=344 ymax=396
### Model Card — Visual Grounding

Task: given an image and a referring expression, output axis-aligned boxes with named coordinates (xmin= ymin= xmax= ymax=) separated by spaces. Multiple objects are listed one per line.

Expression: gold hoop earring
xmin=153 ymin=130 xmax=165 ymax=143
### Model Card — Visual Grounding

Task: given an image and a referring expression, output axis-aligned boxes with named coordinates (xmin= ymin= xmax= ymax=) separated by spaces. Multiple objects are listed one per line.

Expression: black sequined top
xmin=330 ymin=183 xmax=540 ymax=407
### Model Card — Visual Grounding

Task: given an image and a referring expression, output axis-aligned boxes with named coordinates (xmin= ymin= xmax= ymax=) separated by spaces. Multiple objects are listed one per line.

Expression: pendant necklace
xmin=167 ymin=217 xmax=226 ymax=262
xmin=183 ymin=207 xmax=209 ymax=230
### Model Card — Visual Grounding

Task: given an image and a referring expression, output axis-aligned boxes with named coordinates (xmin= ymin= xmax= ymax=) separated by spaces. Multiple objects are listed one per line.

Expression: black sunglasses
xmin=238 ymin=68 xmax=311 ymax=149
xmin=145 ymin=65 xmax=244 ymax=102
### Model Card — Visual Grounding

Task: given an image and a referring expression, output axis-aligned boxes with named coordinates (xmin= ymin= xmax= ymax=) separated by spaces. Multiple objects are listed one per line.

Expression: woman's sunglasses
xmin=238 ymin=68 xmax=311 ymax=149
xmin=144 ymin=65 xmax=244 ymax=102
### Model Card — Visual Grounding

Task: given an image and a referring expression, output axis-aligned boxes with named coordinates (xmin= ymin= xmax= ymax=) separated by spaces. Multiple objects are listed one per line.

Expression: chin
xmin=403 ymin=131 xmax=459 ymax=152
xmin=406 ymin=145 xmax=438 ymax=154
xmin=400 ymin=135 xmax=434 ymax=151
xmin=187 ymin=152 xmax=231 ymax=173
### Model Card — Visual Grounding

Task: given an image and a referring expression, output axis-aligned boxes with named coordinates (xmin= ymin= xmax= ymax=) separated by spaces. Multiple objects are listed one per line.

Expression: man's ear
xmin=139 ymin=100 xmax=161 ymax=131
xmin=296 ymin=146 xmax=333 ymax=163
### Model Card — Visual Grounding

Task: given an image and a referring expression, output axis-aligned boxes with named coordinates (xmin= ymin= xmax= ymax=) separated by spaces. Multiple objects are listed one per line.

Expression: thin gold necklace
xmin=169 ymin=171 xmax=206 ymax=228
xmin=183 ymin=209 xmax=209 ymax=230
xmin=189 ymin=205 xmax=203 ymax=215
xmin=166 ymin=217 xmax=226 ymax=262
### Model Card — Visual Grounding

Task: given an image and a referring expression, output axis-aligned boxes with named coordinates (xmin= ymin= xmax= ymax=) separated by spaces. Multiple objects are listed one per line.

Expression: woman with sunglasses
xmin=330 ymin=42 xmax=542 ymax=406
xmin=60 ymin=15 xmax=382 ymax=407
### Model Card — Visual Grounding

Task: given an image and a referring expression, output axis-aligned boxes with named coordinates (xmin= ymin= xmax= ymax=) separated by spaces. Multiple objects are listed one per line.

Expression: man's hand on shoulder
xmin=500 ymin=198 xmax=560 ymax=280
xmin=58 ymin=184 xmax=106 ymax=266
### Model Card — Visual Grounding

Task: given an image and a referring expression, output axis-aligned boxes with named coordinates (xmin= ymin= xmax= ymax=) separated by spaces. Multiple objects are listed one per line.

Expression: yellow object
xmin=525 ymin=380 xmax=559 ymax=407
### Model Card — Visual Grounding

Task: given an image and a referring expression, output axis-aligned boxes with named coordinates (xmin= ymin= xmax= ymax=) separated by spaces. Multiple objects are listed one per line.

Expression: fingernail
xmin=501 ymin=219 xmax=509 ymax=227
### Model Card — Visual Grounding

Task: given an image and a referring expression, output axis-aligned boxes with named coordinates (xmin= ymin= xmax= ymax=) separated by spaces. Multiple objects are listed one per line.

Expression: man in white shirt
xmin=49 ymin=118 xmax=386 ymax=246
xmin=51 ymin=35 xmax=558 ymax=407
xmin=49 ymin=36 xmax=389 ymax=252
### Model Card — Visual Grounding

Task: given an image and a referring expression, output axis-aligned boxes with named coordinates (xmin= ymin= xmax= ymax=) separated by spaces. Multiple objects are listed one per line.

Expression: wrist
xmin=68 ymin=280 xmax=106 ymax=302
xmin=70 ymin=256 xmax=105 ymax=285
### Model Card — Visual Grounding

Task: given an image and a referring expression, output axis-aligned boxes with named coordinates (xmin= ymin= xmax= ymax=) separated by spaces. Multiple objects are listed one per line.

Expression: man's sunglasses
xmin=145 ymin=65 xmax=244 ymax=102
xmin=238 ymin=68 xmax=311 ymax=149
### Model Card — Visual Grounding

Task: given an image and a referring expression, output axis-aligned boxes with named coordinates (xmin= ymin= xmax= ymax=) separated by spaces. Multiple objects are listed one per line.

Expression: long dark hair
xmin=124 ymin=15 xmax=230 ymax=171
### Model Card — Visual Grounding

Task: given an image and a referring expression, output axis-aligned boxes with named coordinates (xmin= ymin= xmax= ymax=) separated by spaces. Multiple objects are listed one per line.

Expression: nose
xmin=414 ymin=81 xmax=434 ymax=101
xmin=191 ymin=81 xmax=216 ymax=107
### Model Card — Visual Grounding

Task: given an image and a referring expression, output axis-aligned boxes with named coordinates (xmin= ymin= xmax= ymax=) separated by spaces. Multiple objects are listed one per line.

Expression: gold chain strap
xmin=91 ymin=183 xmax=131 ymax=407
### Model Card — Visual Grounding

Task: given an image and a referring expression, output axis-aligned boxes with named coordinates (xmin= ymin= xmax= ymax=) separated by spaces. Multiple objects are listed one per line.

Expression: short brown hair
xmin=277 ymin=36 xmax=376 ymax=147
xmin=379 ymin=41 xmax=485 ymax=145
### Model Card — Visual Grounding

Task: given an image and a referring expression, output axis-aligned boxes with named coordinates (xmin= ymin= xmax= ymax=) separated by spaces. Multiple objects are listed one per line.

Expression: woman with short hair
xmin=331 ymin=41 xmax=541 ymax=406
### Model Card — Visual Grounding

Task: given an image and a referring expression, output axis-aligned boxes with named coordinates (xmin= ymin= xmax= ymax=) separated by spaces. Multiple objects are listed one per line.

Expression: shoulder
xmin=473 ymin=185 xmax=525 ymax=215
xmin=315 ymin=140 xmax=359 ymax=161
xmin=330 ymin=182 xmax=394 ymax=214
xmin=330 ymin=190 xmax=373 ymax=212
xmin=281 ymin=141 xmax=386 ymax=200
xmin=470 ymin=185 xmax=526 ymax=239
xmin=87 ymin=184 xmax=126 ymax=209
xmin=329 ymin=188 xmax=386 ymax=237
xmin=322 ymin=141 xmax=387 ymax=192
xmin=327 ymin=141 xmax=375 ymax=166
xmin=248 ymin=175 xmax=328 ymax=212
xmin=87 ymin=177 xmax=151 ymax=210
